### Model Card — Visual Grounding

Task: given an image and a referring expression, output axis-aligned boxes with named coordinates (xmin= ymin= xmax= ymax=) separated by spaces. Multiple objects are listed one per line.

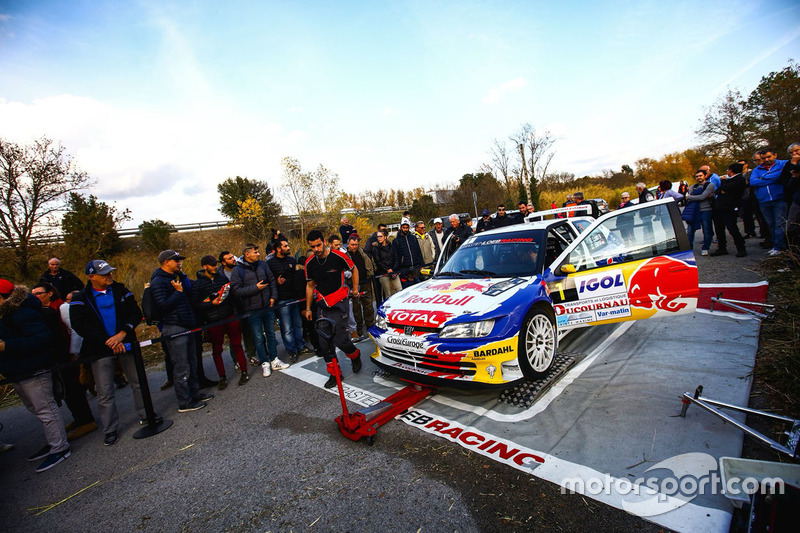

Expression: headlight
xmin=374 ymin=314 xmax=388 ymax=330
xmin=439 ymin=319 xmax=494 ymax=338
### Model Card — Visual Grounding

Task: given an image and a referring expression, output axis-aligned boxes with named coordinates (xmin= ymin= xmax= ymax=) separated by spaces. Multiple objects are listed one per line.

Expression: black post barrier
xmin=131 ymin=333 xmax=173 ymax=439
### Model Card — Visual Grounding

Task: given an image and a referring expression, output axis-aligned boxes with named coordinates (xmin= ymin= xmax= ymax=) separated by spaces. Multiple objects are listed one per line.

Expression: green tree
xmin=621 ymin=164 xmax=634 ymax=175
xmin=695 ymin=89 xmax=760 ymax=160
xmin=451 ymin=172 xmax=505 ymax=216
xmin=748 ymin=61 xmax=800 ymax=152
xmin=139 ymin=219 xmax=174 ymax=252
xmin=0 ymin=137 xmax=92 ymax=278
xmin=61 ymin=193 xmax=130 ymax=263
xmin=411 ymin=195 xmax=439 ymax=224
xmin=217 ymin=176 xmax=281 ymax=223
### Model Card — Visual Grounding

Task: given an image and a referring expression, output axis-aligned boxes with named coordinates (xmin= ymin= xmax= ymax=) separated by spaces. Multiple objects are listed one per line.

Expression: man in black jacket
xmin=150 ymin=250 xmax=213 ymax=413
xmin=230 ymin=243 xmax=288 ymax=378
xmin=194 ymin=255 xmax=249 ymax=389
xmin=392 ymin=220 xmax=423 ymax=286
xmin=443 ymin=213 xmax=473 ymax=249
xmin=267 ymin=237 xmax=310 ymax=364
xmin=0 ymin=279 xmax=71 ymax=472
xmin=70 ymin=260 xmax=152 ymax=445
xmin=40 ymin=258 xmax=83 ymax=299
xmin=711 ymin=163 xmax=748 ymax=257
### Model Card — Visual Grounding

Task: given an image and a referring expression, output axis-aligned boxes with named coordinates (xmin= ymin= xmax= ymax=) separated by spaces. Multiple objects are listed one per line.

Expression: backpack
xmin=141 ymin=285 xmax=161 ymax=326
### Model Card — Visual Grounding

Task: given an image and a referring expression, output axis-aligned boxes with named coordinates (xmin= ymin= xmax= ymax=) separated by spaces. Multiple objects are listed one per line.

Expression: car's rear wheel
xmin=518 ymin=308 xmax=557 ymax=379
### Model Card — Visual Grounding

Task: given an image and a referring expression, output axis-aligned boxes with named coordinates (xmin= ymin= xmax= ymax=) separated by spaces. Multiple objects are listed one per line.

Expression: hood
xmin=379 ymin=277 xmax=532 ymax=328
xmin=0 ymin=286 xmax=35 ymax=319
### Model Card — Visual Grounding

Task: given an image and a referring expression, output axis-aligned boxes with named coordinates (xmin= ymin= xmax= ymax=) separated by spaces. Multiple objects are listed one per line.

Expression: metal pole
xmin=131 ymin=333 xmax=173 ymax=439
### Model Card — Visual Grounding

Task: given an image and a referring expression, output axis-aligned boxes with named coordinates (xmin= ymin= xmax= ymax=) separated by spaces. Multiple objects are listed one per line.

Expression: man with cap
xmin=428 ymin=218 xmax=446 ymax=262
xmin=476 ymin=209 xmax=493 ymax=232
xmin=0 ymin=278 xmax=71 ymax=471
xmin=39 ymin=258 xmax=83 ymax=302
xmin=391 ymin=219 xmax=423 ymax=287
xmin=193 ymin=255 xmax=249 ymax=389
xmin=70 ymin=260 xmax=154 ymax=445
xmin=150 ymin=250 xmax=213 ymax=412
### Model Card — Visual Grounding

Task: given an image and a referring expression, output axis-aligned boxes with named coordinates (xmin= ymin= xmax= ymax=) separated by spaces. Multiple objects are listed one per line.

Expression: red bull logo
xmin=628 ymin=256 xmax=698 ymax=312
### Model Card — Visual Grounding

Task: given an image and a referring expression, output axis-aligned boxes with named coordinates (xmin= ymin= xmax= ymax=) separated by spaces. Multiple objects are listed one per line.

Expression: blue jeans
xmin=277 ymin=301 xmax=304 ymax=354
xmin=249 ymin=308 xmax=277 ymax=364
xmin=759 ymin=199 xmax=787 ymax=250
xmin=687 ymin=210 xmax=713 ymax=250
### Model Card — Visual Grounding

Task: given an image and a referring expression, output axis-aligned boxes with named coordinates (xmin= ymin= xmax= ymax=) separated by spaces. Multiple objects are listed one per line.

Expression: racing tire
xmin=518 ymin=307 xmax=557 ymax=380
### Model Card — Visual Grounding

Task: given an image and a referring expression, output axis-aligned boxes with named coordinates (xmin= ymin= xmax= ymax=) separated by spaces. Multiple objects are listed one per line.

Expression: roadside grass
xmin=755 ymin=253 xmax=800 ymax=416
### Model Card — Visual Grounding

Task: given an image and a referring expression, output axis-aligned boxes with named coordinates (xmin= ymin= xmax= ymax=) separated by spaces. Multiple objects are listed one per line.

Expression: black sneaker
xmin=160 ymin=380 xmax=173 ymax=391
xmin=299 ymin=347 xmax=315 ymax=356
xmin=710 ymin=249 xmax=728 ymax=256
xmin=217 ymin=377 xmax=228 ymax=391
xmin=324 ymin=375 xmax=337 ymax=389
xmin=351 ymin=355 xmax=362 ymax=373
xmin=104 ymin=431 xmax=118 ymax=446
xmin=288 ymin=352 xmax=298 ymax=364
xmin=178 ymin=402 xmax=206 ymax=413
xmin=35 ymin=448 xmax=70 ymax=473
xmin=238 ymin=372 xmax=250 ymax=386
xmin=27 ymin=444 xmax=51 ymax=462
xmin=195 ymin=393 xmax=214 ymax=403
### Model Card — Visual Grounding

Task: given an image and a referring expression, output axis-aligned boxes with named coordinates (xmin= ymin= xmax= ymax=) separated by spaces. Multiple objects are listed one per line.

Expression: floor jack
xmin=328 ymin=358 xmax=435 ymax=445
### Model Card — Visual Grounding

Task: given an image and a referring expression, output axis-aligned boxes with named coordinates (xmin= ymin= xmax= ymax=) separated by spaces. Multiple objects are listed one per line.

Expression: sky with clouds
xmin=1 ymin=0 xmax=799 ymax=226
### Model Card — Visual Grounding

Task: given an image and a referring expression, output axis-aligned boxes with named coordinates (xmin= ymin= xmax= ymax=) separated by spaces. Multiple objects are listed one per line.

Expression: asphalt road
xmin=0 ymin=229 xmax=775 ymax=532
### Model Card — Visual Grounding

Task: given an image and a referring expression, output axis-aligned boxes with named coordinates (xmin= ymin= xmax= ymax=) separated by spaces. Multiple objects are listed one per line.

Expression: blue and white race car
xmin=369 ymin=199 xmax=699 ymax=387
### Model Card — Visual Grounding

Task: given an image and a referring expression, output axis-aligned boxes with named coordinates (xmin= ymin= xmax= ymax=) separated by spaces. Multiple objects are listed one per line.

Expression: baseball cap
xmin=433 ymin=218 xmax=442 ymax=224
xmin=200 ymin=254 xmax=218 ymax=266
xmin=400 ymin=220 xmax=410 ymax=227
xmin=85 ymin=260 xmax=116 ymax=276
xmin=0 ymin=279 xmax=14 ymax=295
xmin=481 ymin=209 xmax=490 ymax=216
xmin=158 ymin=249 xmax=186 ymax=263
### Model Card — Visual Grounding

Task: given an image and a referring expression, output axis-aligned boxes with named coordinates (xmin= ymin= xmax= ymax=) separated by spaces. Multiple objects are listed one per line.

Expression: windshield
xmin=437 ymin=232 xmax=544 ymax=278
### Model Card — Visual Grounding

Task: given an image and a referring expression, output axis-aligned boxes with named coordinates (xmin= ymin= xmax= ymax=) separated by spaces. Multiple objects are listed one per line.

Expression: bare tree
xmin=510 ymin=123 xmax=557 ymax=207
xmin=0 ymin=137 xmax=92 ymax=277
xmin=279 ymin=156 xmax=317 ymax=238
xmin=695 ymin=89 xmax=759 ymax=159
xmin=488 ymin=138 xmax=513 ymax=197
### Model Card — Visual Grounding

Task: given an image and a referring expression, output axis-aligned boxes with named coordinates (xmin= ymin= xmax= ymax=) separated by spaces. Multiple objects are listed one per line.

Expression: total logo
xmin=387 ymin=309 xmax=452 ymax=328
xmin=575 ymin=269 xmax=626 ymax=300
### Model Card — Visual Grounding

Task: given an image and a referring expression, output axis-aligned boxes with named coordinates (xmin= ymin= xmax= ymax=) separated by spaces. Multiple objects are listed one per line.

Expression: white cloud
xmin=482 ymin=78 xmax=527 ymax=105
xmin=0 ymin=94 xmax=288 ymax=225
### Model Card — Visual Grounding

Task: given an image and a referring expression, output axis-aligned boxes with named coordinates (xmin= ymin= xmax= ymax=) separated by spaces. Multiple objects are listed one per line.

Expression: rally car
xmin=368 ymin=199 xmax=698 ymax=387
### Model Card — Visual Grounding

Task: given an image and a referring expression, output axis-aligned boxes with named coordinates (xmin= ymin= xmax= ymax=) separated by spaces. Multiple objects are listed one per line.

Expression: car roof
xmin=468 ymin=216 xmax=594 ymax=239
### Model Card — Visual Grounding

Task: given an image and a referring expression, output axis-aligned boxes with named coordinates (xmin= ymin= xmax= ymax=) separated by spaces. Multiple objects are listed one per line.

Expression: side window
xmin=545 ymin=225 xmax=574 ymax=266
xmin=567 ymin=203 xmax=680 ymax=272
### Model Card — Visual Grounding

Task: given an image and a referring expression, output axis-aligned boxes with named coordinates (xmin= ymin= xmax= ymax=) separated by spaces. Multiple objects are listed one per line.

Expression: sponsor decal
xmin=402 ymin=294 xmax=475 ymax=306
xmin=462 ymin=237 xmax=535 ymax=248
xmin=386 ymin=336 xmax=425 ymax=350
xmin=400 ymin=410 xmax=545 ymax=469
xmin=628 ymin=257 xmax=697 ymax=313
xmin=554 ymin=294 xmax=630 ymax=317
xmin=575 ymin=269 xmax=626 ymax=300
xmin=473 ymin=345 xmax=513 ymax=358
xmin=387 ymin=309 xmax=452 ymax=328
xmin=559 ymin=311 xmax=595 ymax=326
xmin=484 ymin=277 xmax=527 ymax=297
xmin=595 ymin=306 xmax=631 ymax=320
xmin=418 ymin=281 xmax=488 ymax=293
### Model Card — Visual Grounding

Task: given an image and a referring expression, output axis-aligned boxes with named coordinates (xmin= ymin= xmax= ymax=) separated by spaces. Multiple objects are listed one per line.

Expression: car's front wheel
xmin=518 ymin=308 xmax=557 ymax=379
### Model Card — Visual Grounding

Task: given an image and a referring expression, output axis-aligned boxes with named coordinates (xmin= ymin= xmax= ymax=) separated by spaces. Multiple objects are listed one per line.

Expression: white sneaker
xmin=768 ymin=248 xmax=782 ymax=256
xmin=701 ymin=250 xmax=708 ymax=256
xmin=271 ymin=358 xmax=290 ymax=371
xmin=261 ymin=362 xmax=272 ymax=377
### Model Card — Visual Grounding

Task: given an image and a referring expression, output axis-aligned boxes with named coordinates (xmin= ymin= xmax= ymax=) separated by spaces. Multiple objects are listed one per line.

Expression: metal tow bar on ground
xmin=329 ymin=358 xmax=435 ymax=445
xmin=679 ymin=385 xmax=800 ymax=458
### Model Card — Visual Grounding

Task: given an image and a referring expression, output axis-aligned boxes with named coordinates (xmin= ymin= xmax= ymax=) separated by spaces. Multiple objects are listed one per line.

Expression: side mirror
xmin=559 ymin=264 xmax=577 ymax=275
